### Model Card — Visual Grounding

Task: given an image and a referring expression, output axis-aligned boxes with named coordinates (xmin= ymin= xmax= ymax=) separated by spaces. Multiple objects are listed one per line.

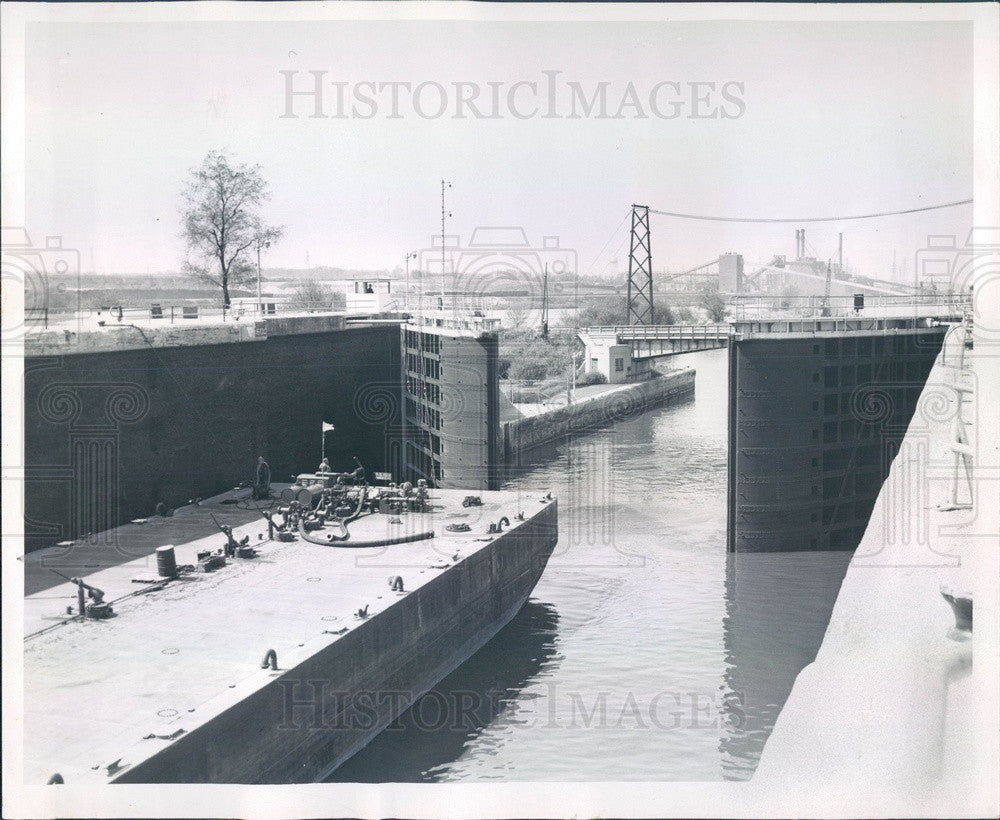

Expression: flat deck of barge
xmin=23 ymin=487 xmax=557 ymax=784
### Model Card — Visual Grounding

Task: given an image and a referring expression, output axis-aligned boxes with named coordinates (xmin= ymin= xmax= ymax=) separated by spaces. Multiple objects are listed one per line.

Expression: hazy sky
xmin=23 ymin=19 xmax=973 ymax=280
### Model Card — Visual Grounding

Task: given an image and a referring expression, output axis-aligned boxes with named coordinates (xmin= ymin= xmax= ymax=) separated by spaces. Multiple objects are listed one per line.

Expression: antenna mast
xmin=541 ymin=264 xmax=549 ymax=338
xmin=441 ymin=180 xmax=451 ymax=309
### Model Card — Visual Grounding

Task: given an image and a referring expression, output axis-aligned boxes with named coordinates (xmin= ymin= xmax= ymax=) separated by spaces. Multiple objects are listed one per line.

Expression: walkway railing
xmin=583 ymin=323 xmax=731 ymax=340
xmin=27 ymin=301 xmax=347 ymax=332
xmin=729 ymin=292 xmax=971 ymax=320
xmin=731 ymin=314 xmax=964 ymax=337
xmin=582 ymin=295 xmax=970 ymax=349
xmin=24 ymin=307 xmax=49 ymax=329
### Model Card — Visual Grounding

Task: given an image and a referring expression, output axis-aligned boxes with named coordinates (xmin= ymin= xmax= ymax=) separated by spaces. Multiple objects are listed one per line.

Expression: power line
xmin=647 ymin=198 xmax=972 ymax=224
xmin=582 ymin=210 xmax=630 ymax=278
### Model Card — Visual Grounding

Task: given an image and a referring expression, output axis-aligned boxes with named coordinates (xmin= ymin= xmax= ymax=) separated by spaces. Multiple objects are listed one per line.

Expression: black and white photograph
xmin=2 ymin=2 xmax=998 ymax=818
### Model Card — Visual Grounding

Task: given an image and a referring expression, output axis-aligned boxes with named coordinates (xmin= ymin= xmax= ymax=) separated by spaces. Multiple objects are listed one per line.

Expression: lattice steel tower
xmin=626 ymin=204 xmax=654 ymax=325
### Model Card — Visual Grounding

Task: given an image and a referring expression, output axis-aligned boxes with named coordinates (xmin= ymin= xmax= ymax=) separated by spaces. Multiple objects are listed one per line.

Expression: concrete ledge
xmin=25 ymin=321 xmax=265 ymax=356
xmin=503 ymin=368 xmax=695 ymax=458
xmin=24 ymin=313 xmax=349 ymax=357
xmin=750 ymin=334 xmax=996 ymax=815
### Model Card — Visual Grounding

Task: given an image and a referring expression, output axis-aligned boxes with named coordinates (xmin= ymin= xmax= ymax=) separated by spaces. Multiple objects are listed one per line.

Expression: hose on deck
xmin=298 ymin=518 xmax=434 ymax=548
xmin=318 ymin=487 xmax=368 ymax=542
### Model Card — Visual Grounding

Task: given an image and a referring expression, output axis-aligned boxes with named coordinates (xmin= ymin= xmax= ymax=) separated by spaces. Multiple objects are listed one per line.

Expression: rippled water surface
xmin=329 ymin=349 xmax=853 ymax=782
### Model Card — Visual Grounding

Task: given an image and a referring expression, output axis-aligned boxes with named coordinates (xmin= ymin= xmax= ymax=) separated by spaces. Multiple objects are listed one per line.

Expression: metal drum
xmin=156 ymin=545 xmax=177 ymax=577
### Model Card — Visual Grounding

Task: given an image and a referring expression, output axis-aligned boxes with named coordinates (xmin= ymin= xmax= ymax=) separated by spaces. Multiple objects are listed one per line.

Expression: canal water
xmin=328 ymin=348 xmax=853 ymax=782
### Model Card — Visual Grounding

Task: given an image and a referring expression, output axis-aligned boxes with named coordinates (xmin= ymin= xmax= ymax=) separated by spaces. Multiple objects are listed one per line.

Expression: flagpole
xmin=321 ymin=422 xmax=334 ymax=466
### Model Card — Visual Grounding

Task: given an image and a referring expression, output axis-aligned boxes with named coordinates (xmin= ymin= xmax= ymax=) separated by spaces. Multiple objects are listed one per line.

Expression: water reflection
xmin=326 ymin=600 xmax=560 ymax=782
xmin=719 ymin=550 xmax=853 ymax=780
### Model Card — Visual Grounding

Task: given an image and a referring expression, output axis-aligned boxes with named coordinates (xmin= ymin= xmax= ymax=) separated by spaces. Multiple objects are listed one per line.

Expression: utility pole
xmin=567 ymin=352 xmax=576 ymax=406
xmin=440 ymin=180 xmax=451 ymax=311
xmin=838 ymin=232 xmax=843 ymax=274
xmin=256 ymin=236 xmax=272 ymax=313
xmin=404 ymin=251 xmax=417 ymax=314
xmin=541 ymin=264 xmax=549 ymax=338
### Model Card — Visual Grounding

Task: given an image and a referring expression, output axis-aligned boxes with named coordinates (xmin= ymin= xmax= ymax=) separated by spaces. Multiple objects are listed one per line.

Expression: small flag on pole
xmin=321 ymin=422 xmax=334 ymax=462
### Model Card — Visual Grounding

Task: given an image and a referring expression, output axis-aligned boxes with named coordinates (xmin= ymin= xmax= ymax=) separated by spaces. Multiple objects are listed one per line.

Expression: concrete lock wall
xmin=113 ymin=502 xmax=557 ymax=784
xmin=503 ymin=370 xmax=695 ymax=460
xmin=24 ymin=324 xmax=402 ymax=552
xmin=727 ymin=328 xmax=946 ymax=552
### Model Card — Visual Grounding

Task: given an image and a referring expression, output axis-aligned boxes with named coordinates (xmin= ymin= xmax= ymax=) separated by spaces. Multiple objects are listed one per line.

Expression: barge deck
xmin=23 ymin=487 xmax=557 ymax=784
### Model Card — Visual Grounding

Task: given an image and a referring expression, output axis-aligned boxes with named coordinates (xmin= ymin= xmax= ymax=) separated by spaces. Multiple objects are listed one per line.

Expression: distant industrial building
xmin=718 ymin=252 xmax=745 ymax=292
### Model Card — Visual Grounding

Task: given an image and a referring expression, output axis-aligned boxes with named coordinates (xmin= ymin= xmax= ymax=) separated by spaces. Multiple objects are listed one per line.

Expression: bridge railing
xmin=583 ymin=323 xmax=731 ymax=339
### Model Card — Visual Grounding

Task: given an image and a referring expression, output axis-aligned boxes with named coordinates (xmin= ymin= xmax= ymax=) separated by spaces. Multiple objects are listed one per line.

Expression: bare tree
xmin=288 ymin=280 xmax=344 ymax=312
xmin=181 ymin=150 xmax=283 ymax=307
xmin=503 ymin=301 xmax=534 ymax=331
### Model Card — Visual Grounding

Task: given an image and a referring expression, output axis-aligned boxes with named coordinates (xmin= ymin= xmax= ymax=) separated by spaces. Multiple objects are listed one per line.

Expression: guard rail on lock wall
xmin=28 ymin=301 xmax=349 ymax=331
xmin=728 ymin=293 xmax=972 ymax=321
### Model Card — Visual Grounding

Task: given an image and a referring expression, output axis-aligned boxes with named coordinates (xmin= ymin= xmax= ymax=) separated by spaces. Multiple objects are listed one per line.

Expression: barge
xmin=23 ymin=477 xmax=557 ymax=783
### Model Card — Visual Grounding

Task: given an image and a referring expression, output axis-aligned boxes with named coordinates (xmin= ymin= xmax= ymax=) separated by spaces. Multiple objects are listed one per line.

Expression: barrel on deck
xmin=156 ymin=545 xmax=177 ymax=578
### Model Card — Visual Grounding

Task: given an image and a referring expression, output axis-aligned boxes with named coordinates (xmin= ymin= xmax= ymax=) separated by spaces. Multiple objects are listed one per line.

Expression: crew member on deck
xmin=318 ymin=457 xmax=331 ymax=474
xmin=253 ymin=456 xmax=271 ymax=500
